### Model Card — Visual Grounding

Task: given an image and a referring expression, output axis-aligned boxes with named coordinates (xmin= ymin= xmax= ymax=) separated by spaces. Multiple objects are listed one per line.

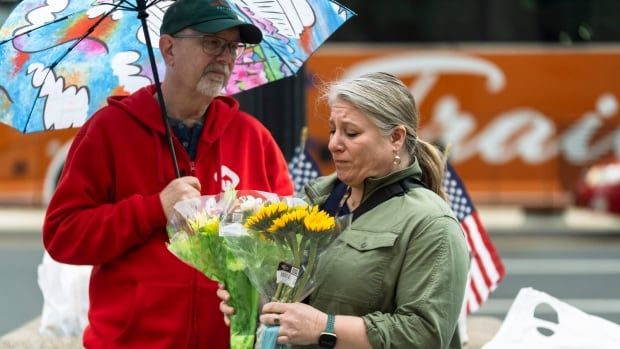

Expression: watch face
xmin=318 ymin=332 xmax=337 ymax=348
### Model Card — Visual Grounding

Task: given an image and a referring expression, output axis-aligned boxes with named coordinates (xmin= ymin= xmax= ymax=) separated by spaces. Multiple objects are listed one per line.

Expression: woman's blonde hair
xmin=325 ymin=72 xmax=446 ymax=199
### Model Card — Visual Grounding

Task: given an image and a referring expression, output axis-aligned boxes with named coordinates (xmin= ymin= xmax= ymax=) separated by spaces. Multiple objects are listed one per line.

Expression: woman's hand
xmin=260 ymin=302 xmax=327 ymax=346
xmin=216 ymin=283 xmax=235 ymax=326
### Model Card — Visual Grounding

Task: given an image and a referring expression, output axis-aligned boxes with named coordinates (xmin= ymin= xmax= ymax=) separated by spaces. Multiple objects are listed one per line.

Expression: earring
xmin=393 ymin=154 xmax=401 ymax=166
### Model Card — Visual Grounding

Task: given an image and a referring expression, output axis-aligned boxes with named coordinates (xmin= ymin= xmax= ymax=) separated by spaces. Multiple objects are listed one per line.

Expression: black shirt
xmin=168 ymin=117 xmax=203 ymax=160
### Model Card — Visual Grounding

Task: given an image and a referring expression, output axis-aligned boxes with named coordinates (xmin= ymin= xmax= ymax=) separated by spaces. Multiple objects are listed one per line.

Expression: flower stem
xmin=273 ymin=282 xmax=284 ymax=302
xmin=287 ymin=232 xmax=300 ymax=267
xmin=292 ymin=239 xmax=318 ymax=301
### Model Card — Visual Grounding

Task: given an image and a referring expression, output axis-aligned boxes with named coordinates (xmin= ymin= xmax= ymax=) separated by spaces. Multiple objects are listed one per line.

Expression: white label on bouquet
xmin=276 ymin=261 xmax=299 ymax=288
xmin=219 ymin=222 xmax=248 ymax=237
xmin=231 ymin=211 xmax=244 ymax=223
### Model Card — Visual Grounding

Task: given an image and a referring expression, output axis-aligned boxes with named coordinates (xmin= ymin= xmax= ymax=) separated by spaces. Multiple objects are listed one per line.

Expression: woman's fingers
xmin=216 ymin=283 xmax=230 ymax=301
xmin=261 ymin=301 xmax=285 ymax=314
xmin=277 ymin=335 xmax=289 ymax=345
xmin=259 ymin=313 xmax=282 ymax=326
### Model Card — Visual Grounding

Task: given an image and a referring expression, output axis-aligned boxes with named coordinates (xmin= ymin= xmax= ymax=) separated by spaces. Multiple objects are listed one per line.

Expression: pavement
xmin=0 ymin=314 xmax=502 ymax=349
xmin=0 ymin=207 xmax=45 ymax=237
xmin=1 ymin=205 xmax=620 ymax=235
xmin=0 ymin=207 xmax=46 ymax=235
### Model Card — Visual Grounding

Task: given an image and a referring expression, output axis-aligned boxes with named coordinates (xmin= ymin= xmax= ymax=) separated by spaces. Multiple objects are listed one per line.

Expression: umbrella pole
xmin=136 ymin=0 xmax=180 ymax=178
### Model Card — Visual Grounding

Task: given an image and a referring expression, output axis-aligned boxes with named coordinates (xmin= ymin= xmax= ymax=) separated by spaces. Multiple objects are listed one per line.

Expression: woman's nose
xmin=328 ymin=135 xmax=342 ymax=153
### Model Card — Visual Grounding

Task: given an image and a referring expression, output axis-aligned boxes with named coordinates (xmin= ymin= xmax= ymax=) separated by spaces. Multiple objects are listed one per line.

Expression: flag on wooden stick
xmin=443 ymin=162 xmax=506 ymax=314
xmin=288 ymin=127 xmax=321 ymax=194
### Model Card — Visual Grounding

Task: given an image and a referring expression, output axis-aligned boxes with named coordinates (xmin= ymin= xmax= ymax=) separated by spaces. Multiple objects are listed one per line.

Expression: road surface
xmin=1 ymin=225 xmax=620 ymax=337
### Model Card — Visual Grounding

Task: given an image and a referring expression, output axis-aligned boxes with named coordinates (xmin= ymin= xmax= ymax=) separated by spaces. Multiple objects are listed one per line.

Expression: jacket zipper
xmin=190 ymin=161 xmax=196 ymax=176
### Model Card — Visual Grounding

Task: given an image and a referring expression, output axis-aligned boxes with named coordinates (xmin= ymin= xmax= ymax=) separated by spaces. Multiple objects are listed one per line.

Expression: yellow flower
xmin=268 ymin=207 xmax=308 ymax=233
xmin=198 ymin=217 xmax=220 ymax=236
xmin=188 ymin=211 xmax=219 ymax=235
xmin=245 ymin=202 xmax=289 ymax=231
xmin=304 ymin=206 xmax=335 ymax=233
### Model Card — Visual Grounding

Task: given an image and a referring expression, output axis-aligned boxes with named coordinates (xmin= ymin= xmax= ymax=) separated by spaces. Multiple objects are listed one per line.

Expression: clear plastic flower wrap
xmin=223 ymin=199 xmax=351 ymax=303
xmin=166 ymin=189 xmax=280 ymax=349
xmin=219 ymin=193 xmax=351 ymax=349
xmin=167 ymin=188 xmax=351 ymax=349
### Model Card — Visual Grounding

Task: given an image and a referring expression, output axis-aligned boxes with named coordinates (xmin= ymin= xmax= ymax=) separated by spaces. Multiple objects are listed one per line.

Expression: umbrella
xmin=0 ymin=0 xmax=355 ymax=174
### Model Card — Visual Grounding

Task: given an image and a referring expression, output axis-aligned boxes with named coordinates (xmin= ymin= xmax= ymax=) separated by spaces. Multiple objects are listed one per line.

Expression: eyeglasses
xmin=172 ymin=33 xmax=247 ymax=59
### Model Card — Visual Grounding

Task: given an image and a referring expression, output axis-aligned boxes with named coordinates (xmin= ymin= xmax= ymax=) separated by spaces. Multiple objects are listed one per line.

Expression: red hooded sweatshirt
xmin=43 ymin=85 xmax=293 ymax=348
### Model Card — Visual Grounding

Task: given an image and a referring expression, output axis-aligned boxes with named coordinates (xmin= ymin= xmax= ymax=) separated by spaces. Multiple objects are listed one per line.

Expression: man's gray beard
xmin=197 ymin=77 xmax=225 ymax=97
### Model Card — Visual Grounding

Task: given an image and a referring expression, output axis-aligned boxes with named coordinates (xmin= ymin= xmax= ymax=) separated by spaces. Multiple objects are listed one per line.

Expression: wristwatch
xmin=318 ymin=313 xmax=337 ymax=348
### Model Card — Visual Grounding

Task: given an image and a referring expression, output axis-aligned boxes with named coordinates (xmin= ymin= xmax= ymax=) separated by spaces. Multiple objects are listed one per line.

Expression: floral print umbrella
xmin=0 ymin=0 xmax=355 ymax=133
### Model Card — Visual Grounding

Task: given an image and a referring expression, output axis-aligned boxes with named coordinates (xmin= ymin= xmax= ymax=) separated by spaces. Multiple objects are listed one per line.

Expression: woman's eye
xmin=345 ymin=132 xmax=358 ymax=137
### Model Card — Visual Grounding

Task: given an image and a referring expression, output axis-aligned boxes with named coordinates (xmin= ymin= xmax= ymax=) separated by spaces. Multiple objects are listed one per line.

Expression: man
xmin=43 ymin=0 xmax=293 ymax=347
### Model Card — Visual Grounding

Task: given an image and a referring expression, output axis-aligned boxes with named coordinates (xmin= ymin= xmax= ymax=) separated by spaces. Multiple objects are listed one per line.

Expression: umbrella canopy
xmin=0 ymin=0 xmax=355 ymax=133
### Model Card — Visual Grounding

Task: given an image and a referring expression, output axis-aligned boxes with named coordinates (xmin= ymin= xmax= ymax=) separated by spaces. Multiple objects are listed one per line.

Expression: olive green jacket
xmin=301 ymin=162 xmax=469 ymax=349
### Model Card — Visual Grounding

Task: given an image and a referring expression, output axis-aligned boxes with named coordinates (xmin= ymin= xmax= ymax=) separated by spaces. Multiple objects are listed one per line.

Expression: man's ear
xmin=159 ymin=35 xmax=174 ymax=65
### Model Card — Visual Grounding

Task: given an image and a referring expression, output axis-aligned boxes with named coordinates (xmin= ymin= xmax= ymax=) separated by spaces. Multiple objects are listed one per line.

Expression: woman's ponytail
xmin=414 ymin=139 xmax=446 ymax=201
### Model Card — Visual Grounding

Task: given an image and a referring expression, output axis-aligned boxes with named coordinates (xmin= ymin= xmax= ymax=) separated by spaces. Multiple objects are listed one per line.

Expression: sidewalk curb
xmin=479 ymin=206 xmax=620 ymax=235
xmin=0 ymin=208 xmax=45 ymax=235
xmin=0 ymin=206 xmax=619 ymax=236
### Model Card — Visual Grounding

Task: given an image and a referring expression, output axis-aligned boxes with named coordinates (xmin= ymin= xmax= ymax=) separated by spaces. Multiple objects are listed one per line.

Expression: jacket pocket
xmin=341 ymin=232 xmax=398 ymax=251
xmin=114 ymin=282 xmax=191 ymax=346
xmin=315 ymin=231 xmax=398 ymax=311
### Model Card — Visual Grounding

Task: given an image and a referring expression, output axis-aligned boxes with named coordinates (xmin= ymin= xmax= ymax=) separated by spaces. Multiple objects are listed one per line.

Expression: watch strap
xmin=325 ymin=313 xmax=335 ymax=333
xmin=318 ymin=314 xmax=337 ymax=348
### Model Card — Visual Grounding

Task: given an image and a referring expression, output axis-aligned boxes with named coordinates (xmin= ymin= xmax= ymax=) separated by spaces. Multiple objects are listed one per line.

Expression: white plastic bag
xmin=483 ymin=287 xmax=620 ymax=349
xmin=37 ymin=251 xmax=92 ymax=337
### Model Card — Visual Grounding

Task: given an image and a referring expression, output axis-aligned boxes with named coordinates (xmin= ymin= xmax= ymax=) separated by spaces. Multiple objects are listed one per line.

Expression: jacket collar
xmin=361 ymin=161 xmax=423 ymax=202
xmin=306 ymin=160 xmax=424 ymax=206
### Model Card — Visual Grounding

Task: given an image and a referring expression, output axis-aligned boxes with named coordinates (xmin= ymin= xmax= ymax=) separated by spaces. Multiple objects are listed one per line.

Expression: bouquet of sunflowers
xmin=167 ymin=188 xmax=350 ymax=349
xmin=227 ymin=202 xmax=349 ymax=302
xmin=221 ymin=198 xmax=351 ymax=349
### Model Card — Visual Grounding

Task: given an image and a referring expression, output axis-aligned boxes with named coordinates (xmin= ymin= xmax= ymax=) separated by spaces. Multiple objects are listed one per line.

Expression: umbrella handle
xmin=137 ymin=0 xmax=180 ymax=178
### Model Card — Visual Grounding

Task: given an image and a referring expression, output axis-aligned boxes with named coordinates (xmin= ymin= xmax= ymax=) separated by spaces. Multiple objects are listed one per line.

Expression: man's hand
xmin=159 ymin=176 xmax=201 ymax=220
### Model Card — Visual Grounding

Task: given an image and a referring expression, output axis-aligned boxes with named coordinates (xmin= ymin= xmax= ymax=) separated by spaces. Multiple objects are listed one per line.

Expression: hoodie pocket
xmin=114 ymin=282 xmax=191 ymax=346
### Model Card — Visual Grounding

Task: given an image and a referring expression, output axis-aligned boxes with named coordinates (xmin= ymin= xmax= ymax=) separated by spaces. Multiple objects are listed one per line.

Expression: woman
xmin=219 ymin=72 xmax=469 ymax=348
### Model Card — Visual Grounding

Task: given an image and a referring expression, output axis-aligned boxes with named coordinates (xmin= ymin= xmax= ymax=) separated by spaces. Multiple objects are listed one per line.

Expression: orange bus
xmin=305 ymin=44 xmax=620 ymax=209
xmin=1 ymin=45 xmax=619 ymax=209
xmin=0 ymin=124 xmax=75 ymax=206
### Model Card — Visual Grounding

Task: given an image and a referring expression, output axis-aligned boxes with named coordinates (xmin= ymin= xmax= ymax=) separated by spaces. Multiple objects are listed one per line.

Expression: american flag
xmin=288 ymin=144 xmax=320 ymax=194
xmin=443 ymin=162 xmax=505 ymax=314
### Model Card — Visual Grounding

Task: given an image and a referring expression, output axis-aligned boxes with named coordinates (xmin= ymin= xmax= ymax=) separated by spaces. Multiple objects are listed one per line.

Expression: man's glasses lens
xmin=173 ymin=34 xmax=247 ymax=59
xmin=202 ymin=36 xmax=246 ymax=59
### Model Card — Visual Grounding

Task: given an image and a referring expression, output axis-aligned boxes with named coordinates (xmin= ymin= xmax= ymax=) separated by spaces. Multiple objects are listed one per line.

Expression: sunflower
xmin=304 ymin=206 xmax=335 ymax=234
xmin=244 ymin=202 xmax=289 ymax=231
xmin=268 ymin=207 xmax=308 ymax=233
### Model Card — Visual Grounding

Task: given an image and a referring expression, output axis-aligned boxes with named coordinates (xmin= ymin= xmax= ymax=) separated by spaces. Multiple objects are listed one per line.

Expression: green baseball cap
xmin=160 ymin=0 xmax=263 ymax=44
